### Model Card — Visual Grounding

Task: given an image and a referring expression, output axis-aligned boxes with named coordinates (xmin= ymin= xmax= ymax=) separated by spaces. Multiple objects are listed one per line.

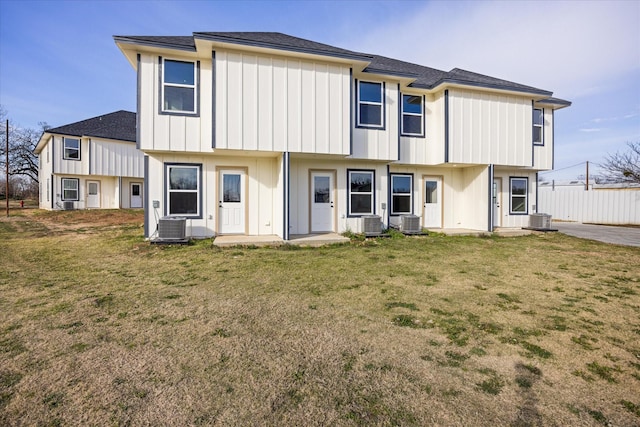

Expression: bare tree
xmin=600 ymin=142 xmax=640 ymax=184
xmin=0 ymin=106 xmax=48 ymax=185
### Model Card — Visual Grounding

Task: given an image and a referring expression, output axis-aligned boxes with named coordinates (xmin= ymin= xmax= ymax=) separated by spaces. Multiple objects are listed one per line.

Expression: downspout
xmin=535 ymin=172 xmax=539 ymax=213
xmin=386 ymin=164 xmax=391 ymax=229
xmin=143 ymin=155 xmax=149 ymax=238
xmin=444 ymin=89 xmax=449 ymax=163
xmin=283 ymin=152 xmax=290 ymax=241
xmin=488 ymin=164 xmax=494 ymax=232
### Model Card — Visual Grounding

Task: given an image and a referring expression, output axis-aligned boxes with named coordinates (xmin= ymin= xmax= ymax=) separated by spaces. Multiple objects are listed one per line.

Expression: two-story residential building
xmin=114 ymin=32 xmax=570 ymax=240
xmin=35 ymin=110 xmax=144 ymax=210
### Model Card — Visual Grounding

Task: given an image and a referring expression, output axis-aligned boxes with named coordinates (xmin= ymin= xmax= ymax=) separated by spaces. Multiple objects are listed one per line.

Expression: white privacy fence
xmin=538 ymin=186 xmax=640 ymax=225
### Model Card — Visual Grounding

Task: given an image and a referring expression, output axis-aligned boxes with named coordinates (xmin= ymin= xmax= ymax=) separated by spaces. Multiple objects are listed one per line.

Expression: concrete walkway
xmin=554 ymin=222 xmax=640 ymax=247
xmin=213 ymin=232 xmax=349 ymax=247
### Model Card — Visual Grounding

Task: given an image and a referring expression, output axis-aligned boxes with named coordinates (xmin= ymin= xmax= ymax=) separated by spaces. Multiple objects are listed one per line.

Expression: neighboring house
xmin=114 ymin=32 xmax=570 ymax=240
xmin=35 ymin=110 xmax=144 ymax=210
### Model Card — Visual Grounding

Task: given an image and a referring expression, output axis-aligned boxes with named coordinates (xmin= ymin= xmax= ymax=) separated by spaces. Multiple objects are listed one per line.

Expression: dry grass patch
xmin=1 ymin=210 xmax=639 ymax=426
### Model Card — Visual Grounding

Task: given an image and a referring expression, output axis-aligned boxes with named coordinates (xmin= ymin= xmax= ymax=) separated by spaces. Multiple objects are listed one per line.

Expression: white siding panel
xmin=243 ymin=54 xmax=258 ymax=151
xmin=301 ymin=61 xmax=315 ymax=153
xmin=257 ymin=56 xmax=274 ymax=151
xmin=139 ymin=54 xmax=155 ymax=151
xmin=169 ymin=117 xmax=186 ymax=152
xmin=287 ymin=60 xmax=302 ymax=153
xmin=272 ymin=58 xmax=287 ymax=152
xmin=450 ymin=89 xmax=531 ymax=166
xmin=227 ymin=52 xmax=243 ymax=150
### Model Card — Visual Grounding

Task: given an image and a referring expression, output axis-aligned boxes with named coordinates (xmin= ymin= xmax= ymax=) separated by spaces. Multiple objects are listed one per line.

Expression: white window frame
xmin=165 ymin=163 xmax=201 ymax=218
xmin=63 ymin=137 xmax=80 ymax=160
xmin=357 ymin=81 xmax=384 ymax=128
xmin=161 ymin=58 xmax=197 ymax=114
xmin=348 ymin=170 xmax=375 ymax=216
xmin=401 ymin=94 xmax=424 ymax=137
xmin=62 ymin=178 xmax=79 ymax=201
xmin=533 ymin=108 xmax=544 ymax=145
xmin=509 ymin=177 xmax=528 ymax=215
xmin=390 ymin=174 xmax=413 ymax=215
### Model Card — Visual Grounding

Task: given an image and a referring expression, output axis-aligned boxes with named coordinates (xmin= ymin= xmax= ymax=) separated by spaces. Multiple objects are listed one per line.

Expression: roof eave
xmin=435 ymin=78 xmax=553 ymax=98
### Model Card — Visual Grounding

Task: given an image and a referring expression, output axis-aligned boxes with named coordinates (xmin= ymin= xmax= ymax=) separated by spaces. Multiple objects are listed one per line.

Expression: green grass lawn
xmin=1 ymin=210 xmax=639 ymax=426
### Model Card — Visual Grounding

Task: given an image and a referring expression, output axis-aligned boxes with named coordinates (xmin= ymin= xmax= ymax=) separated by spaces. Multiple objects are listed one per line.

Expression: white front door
xmin=311 ymin=171 xmax=335 ymax=233
xmin=423 ymin=176 xmax=442 ymax=228
xmin=87 ymin=180 xmax=100 ymax=209
xmin=219 ymin=170 xmax=245 ymax=234
xmin=130 ymin=182 xmax=143 ymax=208
xmin=493 ymin=178 xmax=502 ymax=228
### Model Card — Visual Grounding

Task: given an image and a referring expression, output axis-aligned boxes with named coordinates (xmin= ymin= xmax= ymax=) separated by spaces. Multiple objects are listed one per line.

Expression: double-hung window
xmin=162 ymin=59 xmax=197 ymax=114
xmin=63 ymin=138 xmax=80 ymax=160
xmin=348 ymin=170 xmax=374 ymax=216
xmin=391 ymin=174 xmax=412 ymax=215
xmin=509 ymin=177 xmax=528 ymax=214
xmin=357 ymin=81 xmax=384 ymax=128
xmin=401 ymin=95 xmax=424 ymax=136
xmin=166 ymin=164 xmax=201 ymax=217
xmin=62 ymin=178 xmax=79 ymax=201
xmin=533 ymin=108 xmax=543 ymax=145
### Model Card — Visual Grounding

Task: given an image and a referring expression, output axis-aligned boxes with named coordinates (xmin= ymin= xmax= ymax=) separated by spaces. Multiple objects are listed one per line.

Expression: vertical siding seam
xmin=444 ymin=89 xmax=449 ymax=163
xmin=212 ymin=51 xmax=216 ymax=148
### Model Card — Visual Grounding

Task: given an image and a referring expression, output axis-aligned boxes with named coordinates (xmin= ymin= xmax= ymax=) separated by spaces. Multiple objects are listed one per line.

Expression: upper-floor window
xmin=63 ymin=137 xmax=80 ymax=160
xmin=166 ymin=163 xmax=201 ymax=217
xmin=62 ymin=178 xmax=79 ymax=201
xmin=533 ymin=108 xmax=543 ymax=145
xmin=391 ymin=174 xmax=413 ymax=215
xmin=510 ymin=177 xmax=528 ymax=214
xmin=357 ymin=81 xmax=384 ymax=128
xmin=162 ymin=59 xmax=197 ymax=114
xmin=401 ymin=95 xmax=424 ymax=137
xmin=348 ymin=170 xmax=375 ymax=216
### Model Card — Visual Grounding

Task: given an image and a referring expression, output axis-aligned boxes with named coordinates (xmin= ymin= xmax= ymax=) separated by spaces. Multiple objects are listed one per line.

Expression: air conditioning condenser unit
xmin=362 ymin=215 xmax=382 ymax=236
xmin=529 ymin=213 xmax=552 ymax=229
xmin=63 ymin=201 xmax=75 ymax=210
xmin=157 ymin=216 xmax=186 ymax=240
xmin=400 ymin=215 xmax=421 ymax=234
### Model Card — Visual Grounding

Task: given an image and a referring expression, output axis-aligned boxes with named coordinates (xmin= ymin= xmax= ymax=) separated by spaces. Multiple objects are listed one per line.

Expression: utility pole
xmin=5 ymin=119 xmax=8 ymax=217
xmin=585 ymin=161 xmax=589 ymax=191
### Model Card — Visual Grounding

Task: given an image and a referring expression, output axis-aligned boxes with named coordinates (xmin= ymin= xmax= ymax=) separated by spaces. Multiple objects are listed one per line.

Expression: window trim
xmin=390 ymin=173 xmax=413 ymax=216
xmin=160 ymin=57 xmax=199 ymax=116
xmin=509 ymin=177 xmax=528 ymax=215
xmin=61 ymin=178 xmax=79 ymax=201
xmin=400 ymin=94 xmax=425 ymax=137
xmin=164 ymin=163 xmax=203 ymax=218
xmin=533 ymin=107 xmax=544 ymax=146
xmin=356 ymin=80 xmax=385 ymax=129
xmin=62 ymin=137 xmax=80 ymax=161
xmin=347 ymin=169 xmax=375 ymax=217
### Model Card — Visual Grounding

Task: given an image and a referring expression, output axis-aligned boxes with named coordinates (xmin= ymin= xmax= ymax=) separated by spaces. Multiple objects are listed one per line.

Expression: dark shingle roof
xmin=194 ymin=32 xmax=371 ymax=61
xmin=115 ymin=31 xmax=567 ymax=101
xmin=47 ymin=110 xmax=136 ymax=142
xmin=444 ymin=68 xmax=552 ymax=96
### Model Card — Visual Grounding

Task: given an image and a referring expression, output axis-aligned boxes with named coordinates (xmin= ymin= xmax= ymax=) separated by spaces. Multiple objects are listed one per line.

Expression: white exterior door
xmin=493 ymin=178 xmax=502 ymax=228
xmin=311 ymin=171 xmax=335 ymax=233
xmin=130 ymin=182 xmax=143 ymax=208
xmin=423 ymin=176 xmax=442 ymax=228
xmin=87 ymin=181 xmax=100 ymax=209
xmin=219 ymin=170 xmax=245 ymax=234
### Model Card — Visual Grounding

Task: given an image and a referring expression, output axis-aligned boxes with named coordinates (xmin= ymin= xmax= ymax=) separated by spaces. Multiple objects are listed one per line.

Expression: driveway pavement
xmin=554 ymin=222 xmax=640 ymax=248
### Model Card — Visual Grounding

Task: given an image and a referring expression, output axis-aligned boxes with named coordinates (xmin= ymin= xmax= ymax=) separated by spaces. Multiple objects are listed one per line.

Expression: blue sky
xmin=1 ymin=0 xmax=638 ymax=179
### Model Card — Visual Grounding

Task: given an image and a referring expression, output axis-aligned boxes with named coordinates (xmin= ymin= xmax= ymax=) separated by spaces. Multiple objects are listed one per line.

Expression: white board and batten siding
xmin=399 ymin=92 xmax=446 ymax=165
xmin=52 ymin=136 xmax=88 ymax=175
xmin=532 ymin=109 xmax=554 ymax=170
xmin=145 ymin=153 xmax=282 ymax=238
xmin=539 ymin=187 xmax=640 ymax=225
xmin=137 ymin=54 xmax=212 ymax=153
xmin=216 ymin=50 xmax=351 ymax=155
xmin=90 ymin=139 xmax=144 ymax=178
xmin=448 ymin=89 xmax=532 ymax=167
xmin=351 ymin=82 xmax=399 ymax=161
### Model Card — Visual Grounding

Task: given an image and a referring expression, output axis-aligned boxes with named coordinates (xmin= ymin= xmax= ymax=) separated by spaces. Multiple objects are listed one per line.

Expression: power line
xmin=539 ymin=161 xmax=586 ymax=174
